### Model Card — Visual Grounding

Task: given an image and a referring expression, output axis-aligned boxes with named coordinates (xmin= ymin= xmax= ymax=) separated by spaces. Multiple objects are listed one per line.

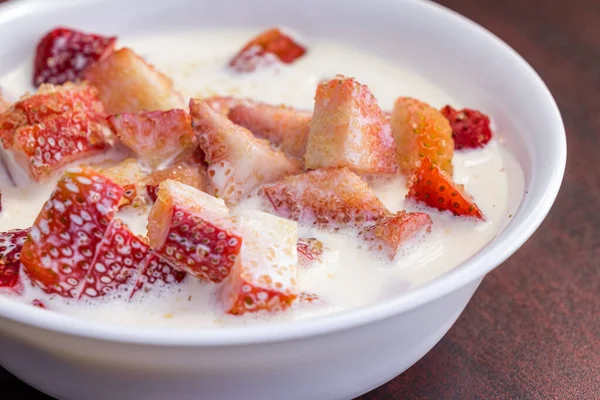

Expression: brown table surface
xmin=1 ymin=0 xmax=599 ymax=399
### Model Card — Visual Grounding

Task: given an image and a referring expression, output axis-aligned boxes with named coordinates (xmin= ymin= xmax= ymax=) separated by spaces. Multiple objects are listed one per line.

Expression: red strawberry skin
xmin=129 ymin=251 xmax=186 ymax=298
xmin=33 ymin=27 xmax=116 ymax=86
xmin=407 ymin=157 xmax=484 ymax=219
xmin=147 ymin=180 xmax=242 ymax=283
xmin=0 ymin=83 xmax=106 ymax=149
xmin=11 ymin=111 xmax=109 ymax=181
xmin=360 ymin=211 xmax=432 ymax=260
xmin=229 ymin=28 xmax=306 ymax=72
xmin=79 ymin=219 xmax=149 ymax=298
xmin=440 ymin=105 xmax=493 ymax=150
xmin=20 ymin=167 xmax=124 ymax=297
xmin=0 ymin=228 xmax=29 ymax=291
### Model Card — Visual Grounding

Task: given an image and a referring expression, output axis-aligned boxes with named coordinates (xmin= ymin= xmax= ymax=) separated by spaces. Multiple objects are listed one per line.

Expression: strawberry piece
xmin=0 ymin=83 xmax=106 ymax=148
xmin=20 ymin=167 xmax=124 ymax=297
xmin=32 ymin=299 xmax=46 ymax=308
xmin=190 ymin=99 xmax=300 ymax=205
xmin=407 ymin=157 xmax=484 ymax=219
xmin=100 ymin=159 xmax=149 ymax=208
xmin=305 ymin=75 xmax=397 ymax=174
xmin=440 ymin=105 xmax=493 ymax=150
xmin=108 ymin=109 xmax=197 ymax=169
xmin=220 ymin=210 xmax=299 ymax=315
xmin=228 ymin=100 xmax=312 ymax=159
xmin=263 ymin=167 xmax=388 ymax=229
xmin=390 ymin=97 xmax=454 ymax=177
xmin=33 ymin=27 xmax=117 ymax=86
xmin=359 ymin=211 xmax=433 ymax=260
xmin=84 ymin=48 xmax=185 ymax=115
xmin=297 ymin=237 xmax=323 ymax=264
xmin=0 ymin=228 xmax=28 ymax=290
xmin=79 ymin=219 xmax=149 ymax=298
xmin=229 ymin=28 xmax=306 ymax=73
xmin=10 ymin=111 xmax=109 ymax=181
xmin=129 ymin=252 xmax=186 ymax=298
xmin=144 ymin=162 xmax=206 ymax=203
xmin=147 ymin=180 xmax=242 ymax=283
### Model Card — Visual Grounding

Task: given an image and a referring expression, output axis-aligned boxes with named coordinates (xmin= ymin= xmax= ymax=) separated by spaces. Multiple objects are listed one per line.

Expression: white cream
xmin=0 ymin=29 xmax=524 ymax=327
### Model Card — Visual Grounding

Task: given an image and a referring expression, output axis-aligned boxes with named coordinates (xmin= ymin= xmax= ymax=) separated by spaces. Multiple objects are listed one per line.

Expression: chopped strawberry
xmin=229 ymin=28 xmax=306 ymax=72
xmin=144 ymin=162 xmax=206 ymax=203
xmin=220 ymin=210 xmax=299 ymax=315
xmin=108 ymin=109 xmax=197 ymax=169
xmin=0 ymin=228 xmax=28 ymax=291
xmin=390 ymin=97 xmax=454 ymax=177
xmin=129 ymin=251 xmax=186 ymax=298
xmin=190 ymin=98 xmax=300 ymax=205
xmin=84 ymin=48 xmax=185 ymax=115
xmin=297 ymin=237 xmax=323 ymax=264
xmin=407 ymin=157 xmax=484 ymax=219
xmin=228 ymin=100 xmax=312 ymax=159
xmin=147 ymin=180 xmax=242 ymax=283
xmin=359 ymin=211 xmax=432 ymax=260
xmin=79 ymin=219 xmax=149 ymax=298
xmin=32 ymin=299 xmax=46 ymax=308
xmin=10 ymin=111 xmax=109 ymax=181
xmin=304 ymin=75 xmax=397 ymax=174
xmin=0 ymin=83 xmax=106 ymax=148
xmin=100 ymin=159 xmax=148 ymax=208
xmin=33 ymin=27 xmax=117 ymax=86
xmin=20 ymin=167 xmax=124 ymax=297
xmin=440 ymin=105 xmax=493 ymax=150
xmin=263 ymin=167 xmax=388 ymax=229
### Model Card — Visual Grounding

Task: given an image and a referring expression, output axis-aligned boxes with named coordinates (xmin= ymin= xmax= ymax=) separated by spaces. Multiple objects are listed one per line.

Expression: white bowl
xmin=0 ymin=0 xmax=566 ymax=399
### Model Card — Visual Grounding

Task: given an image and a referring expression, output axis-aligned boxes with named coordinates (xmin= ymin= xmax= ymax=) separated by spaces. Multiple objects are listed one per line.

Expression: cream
xmin=0 ymin=29 xmax=524 ymax=327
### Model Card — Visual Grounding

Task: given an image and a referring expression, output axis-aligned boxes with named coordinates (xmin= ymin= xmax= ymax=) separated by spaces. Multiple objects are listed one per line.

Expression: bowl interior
xmin=0 ymin=0 xmax=565 ymax=344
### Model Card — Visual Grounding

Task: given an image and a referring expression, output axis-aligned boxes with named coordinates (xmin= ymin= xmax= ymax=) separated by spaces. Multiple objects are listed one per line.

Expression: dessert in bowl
xmin=0 ymin=0 xmax=565 ymax=399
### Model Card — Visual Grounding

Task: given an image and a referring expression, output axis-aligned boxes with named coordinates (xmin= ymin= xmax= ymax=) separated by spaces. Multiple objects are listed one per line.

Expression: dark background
xmin=1 ymin=0 xmax=599 ymax=399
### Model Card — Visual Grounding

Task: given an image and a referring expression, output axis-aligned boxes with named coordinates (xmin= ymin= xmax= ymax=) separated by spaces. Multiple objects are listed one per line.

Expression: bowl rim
xmin=0 ymin=0 xmax=566 ymax=346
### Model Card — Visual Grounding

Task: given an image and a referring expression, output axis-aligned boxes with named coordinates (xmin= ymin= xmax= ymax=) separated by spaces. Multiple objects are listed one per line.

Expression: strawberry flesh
xmin=79 ymin=219 xmax=149 ymax=298
xmin=440 ymin=105 xmax=493 ymax=150
xmin=263 ymin=167 xmax=388 ymax=229
xmin=33 ymin=27 xmax=116 ymax=86
xmin=20 ymin=168 xmax=124 ymax=297
xmin=144 ymin=162 xmax=206 ymax=203
xmin=220 ymin=210 xmax=299 ymax=315
xmin=229 ymin=28 xmax=306 ymax=72
xmin=108 ymin=109 xmax=197 ymax=169
xmin=359 ymin=211 xmax=433 ymax=260
xmin=305 ymin=75 xmax=397 ymax=174
xmin=0 ymin=228 xmax=28 ymax=290
xmin=407 ymin=157 xmax=484 ymax=219
xmin=147 ymin=180 xmax=242 ymax=283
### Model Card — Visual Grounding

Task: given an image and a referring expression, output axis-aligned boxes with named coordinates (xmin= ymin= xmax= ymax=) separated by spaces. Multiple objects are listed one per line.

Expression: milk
xmin=0 ymin=29 xmax=524 ymax=327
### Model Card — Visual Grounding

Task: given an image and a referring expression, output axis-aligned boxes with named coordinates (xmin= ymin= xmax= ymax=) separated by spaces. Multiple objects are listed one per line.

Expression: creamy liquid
xmin=0 ymin=29 xmax=524 ymax=327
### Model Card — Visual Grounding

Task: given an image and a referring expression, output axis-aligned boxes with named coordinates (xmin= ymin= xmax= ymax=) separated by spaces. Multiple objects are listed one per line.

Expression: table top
xmin=1 ymin=0 xmax=599 ymax=399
